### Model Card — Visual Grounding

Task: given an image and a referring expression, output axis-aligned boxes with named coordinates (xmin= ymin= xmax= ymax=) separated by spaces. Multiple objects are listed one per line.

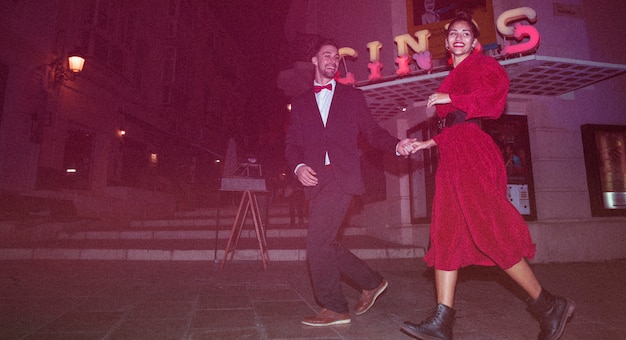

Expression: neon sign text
xmin=335 ymin=7 xmax=540 ymax=84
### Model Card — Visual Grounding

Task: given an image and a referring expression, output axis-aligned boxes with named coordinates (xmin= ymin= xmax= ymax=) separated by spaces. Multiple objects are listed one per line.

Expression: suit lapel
xmin=302 ymin=91 xmax=326 ymax=132
xmin=326 ymin=84 xmax=344 ymax=129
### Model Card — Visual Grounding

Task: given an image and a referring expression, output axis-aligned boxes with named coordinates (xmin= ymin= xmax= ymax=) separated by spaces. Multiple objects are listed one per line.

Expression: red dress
xmin=424 ymin=53 xmax=536 ymax=271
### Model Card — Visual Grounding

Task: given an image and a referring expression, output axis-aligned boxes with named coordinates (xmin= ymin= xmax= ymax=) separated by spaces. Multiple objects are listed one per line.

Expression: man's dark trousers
xmin=306 ymin=167 xmax=383 ymax=313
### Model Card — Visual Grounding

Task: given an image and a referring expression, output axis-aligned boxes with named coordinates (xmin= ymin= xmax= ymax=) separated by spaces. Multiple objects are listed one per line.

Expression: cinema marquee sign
xmin=336 ymin=7 xmax=540 ymax=84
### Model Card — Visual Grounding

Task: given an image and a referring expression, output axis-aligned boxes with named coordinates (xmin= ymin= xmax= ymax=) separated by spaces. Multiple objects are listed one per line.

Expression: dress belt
xmin=437 ymin=110 xmax=480 ymax=131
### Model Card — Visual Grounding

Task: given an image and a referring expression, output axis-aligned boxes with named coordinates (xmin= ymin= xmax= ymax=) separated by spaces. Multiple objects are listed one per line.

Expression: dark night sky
xmin=208 ymin=1 xmax=293 ymax=176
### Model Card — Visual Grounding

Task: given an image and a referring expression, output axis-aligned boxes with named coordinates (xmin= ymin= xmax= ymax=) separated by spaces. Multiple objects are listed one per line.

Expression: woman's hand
xmin=410 ymin=139 xmax=437 ymax=152
xmin=427 ymin=92 xmax=451 ymax=108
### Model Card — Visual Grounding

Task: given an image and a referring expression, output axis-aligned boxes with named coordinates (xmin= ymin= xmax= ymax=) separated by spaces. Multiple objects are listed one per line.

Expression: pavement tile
xmin=21 ymin=331 xmax=107 ymax=340
xmin=198 ymin=293 xmax=253 ymax=309
xmin=253 ymin=300 xmax=313 ymax=318
xmin=261 ymin=315 xmax=341 ymax=339
xmin=247 ymin=285 xmax=302 ymax=301
xmin=109 ymin=318 xmax=190 ymax=339
xmin=191 ymin=308 xmax=257 ymax=329
xmin=125 ymin=301 xmax=194 ymax=319
xmin=35 ymin=310 xmax=124 ymax=333
xmin=188 ymin=327 xmax=263 ymax=340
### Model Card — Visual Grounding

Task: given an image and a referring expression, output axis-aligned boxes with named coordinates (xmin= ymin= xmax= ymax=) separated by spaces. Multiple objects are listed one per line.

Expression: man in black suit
xmin=285 ymin=38 xmax=417 ymax=326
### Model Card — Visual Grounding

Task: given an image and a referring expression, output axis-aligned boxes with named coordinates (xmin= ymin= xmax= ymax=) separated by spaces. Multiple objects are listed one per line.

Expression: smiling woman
xmin=444 ymin=16 xmax=479 ymax=67
xmin=401 ymin=11 xmax=575 ymax=340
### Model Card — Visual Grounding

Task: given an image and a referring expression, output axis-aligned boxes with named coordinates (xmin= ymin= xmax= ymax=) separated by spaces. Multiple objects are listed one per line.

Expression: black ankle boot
xmin=527 ymin=289 xmax=575 ymax=340
xmin=401 ymin=303 xmax=456 ymax=340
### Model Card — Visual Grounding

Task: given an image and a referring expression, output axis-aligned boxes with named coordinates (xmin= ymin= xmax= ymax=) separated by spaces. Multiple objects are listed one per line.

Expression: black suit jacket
xmin=285 ymin=82 xmax=399 ymax=198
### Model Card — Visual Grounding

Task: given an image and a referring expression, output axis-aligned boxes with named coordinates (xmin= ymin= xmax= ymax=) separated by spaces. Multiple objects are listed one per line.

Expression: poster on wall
xmin=581 ymin=124 xmax=626 ymax=216
xmin=406 ymin=0 xmax=498 ymax=60
xmin=482 ymin=115 xmax=537 ymax=220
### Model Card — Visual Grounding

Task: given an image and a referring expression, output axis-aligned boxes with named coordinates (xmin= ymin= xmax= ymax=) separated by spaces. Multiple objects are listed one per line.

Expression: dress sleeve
xmin=450 ymin=56 xmax=509 ymax=120
xmin=436 ymin=54 xmax=509 ymax=120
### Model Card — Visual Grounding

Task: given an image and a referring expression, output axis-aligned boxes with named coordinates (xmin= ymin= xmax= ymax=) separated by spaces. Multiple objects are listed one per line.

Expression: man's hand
xmin=296 ymin=165 xmax=318 ymax=187
xmin=397 ymin=138 xmax=418 ymax=156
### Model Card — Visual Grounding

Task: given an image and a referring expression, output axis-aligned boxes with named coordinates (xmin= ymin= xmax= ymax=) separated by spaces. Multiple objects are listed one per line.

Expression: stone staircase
xmin=0 ymin=201 xmax=424 ymax=263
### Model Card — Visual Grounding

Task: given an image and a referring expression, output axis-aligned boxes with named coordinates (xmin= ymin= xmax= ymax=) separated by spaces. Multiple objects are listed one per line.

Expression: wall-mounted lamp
xmin=52 ymin=55 xmax=85 ymax=82
xmin=67 ymin=56 xmax=85 ymax=73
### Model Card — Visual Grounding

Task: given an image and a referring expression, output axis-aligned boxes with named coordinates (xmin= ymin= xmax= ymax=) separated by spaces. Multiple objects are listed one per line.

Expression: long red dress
xmin=424 ymin=52 xmax=536 ymax=271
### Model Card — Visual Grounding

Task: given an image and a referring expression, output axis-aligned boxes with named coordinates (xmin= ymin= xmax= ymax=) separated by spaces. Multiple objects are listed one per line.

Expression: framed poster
xmin=581 ymin=124 xmax=626 ymax=216
xmin=406 ymin=0 xmax=497 ymax=60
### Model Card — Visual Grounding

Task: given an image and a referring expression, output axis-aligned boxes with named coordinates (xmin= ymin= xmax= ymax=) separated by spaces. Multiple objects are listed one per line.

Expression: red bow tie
xmin=314 ymin=84 xmax=332 ymax=93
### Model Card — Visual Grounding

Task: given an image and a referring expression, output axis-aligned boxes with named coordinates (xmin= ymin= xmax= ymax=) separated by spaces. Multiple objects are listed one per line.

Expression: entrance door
xmin=62 ymin=130 xmax=93 ymax=190
xmin=407 ymin=118 xmax=439 ymax=223
xmin=407 ymin=115 xmax=537 ymax=222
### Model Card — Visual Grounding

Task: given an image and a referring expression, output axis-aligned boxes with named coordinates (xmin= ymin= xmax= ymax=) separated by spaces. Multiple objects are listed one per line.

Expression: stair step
xmin=3 ymin=235 xmax=405 ymax=250
xmin=55 ymin=225 xmax=370 ymax=241
xmin=0 ymin=235 xmax=424 ymax=261
xmin=0 ymin=205 xmax=425 ymax=262
xmin=171 ymin=205 xmax=292 ymax=218
xmin=129 ymin=217 xmax=301 ymax=229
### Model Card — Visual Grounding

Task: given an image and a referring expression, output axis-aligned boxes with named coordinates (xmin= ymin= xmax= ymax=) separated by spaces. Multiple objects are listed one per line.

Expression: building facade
xmin=278 ymin=0 xmax=626 ymax=262
xmin=0 ymin=0 xmax=245 ymax=219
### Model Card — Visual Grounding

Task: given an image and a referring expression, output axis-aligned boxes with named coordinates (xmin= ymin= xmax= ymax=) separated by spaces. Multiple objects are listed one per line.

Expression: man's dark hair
xmin=312 ymin=38 xmax=339 ymax=58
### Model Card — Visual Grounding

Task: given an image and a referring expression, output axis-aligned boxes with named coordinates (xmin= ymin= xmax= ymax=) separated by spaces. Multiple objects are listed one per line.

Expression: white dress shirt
xmin=294 ymin=79 xmax=337 ymax=175
xmin=314 ymin=79 xmax=336 ymax=165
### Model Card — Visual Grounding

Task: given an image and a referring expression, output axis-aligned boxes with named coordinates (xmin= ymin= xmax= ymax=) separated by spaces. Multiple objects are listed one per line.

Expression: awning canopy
xmin=356 ymin=55 xmax=626 ymax=122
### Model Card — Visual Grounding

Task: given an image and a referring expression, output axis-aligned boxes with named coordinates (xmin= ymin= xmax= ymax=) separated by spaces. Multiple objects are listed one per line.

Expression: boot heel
xmin=528 ymin=289 xmax=575 ymax=340
xmin=565 ymin=299 xmax=575 ymax=319
xmin=401 ymin=303 xmax=456 ymax=340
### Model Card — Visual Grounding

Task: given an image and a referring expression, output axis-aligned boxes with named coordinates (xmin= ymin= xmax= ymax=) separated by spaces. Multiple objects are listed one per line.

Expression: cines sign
xmin=336 ymin=7 xmax=539 ymax=84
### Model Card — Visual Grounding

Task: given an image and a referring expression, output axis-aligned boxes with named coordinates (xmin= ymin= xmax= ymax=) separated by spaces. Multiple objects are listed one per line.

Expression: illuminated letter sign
xmin=331 ymin=7 xmax=540 ymax=83
xmin=497 ymin=7 xmax=540 ymax=56
xmin=337 ymin=47 xmax=358 ymax=84
xmin=393 ymin=30 xmax=431 ymax=76
xmin=366 ymin=41 xmax=383 ymax=81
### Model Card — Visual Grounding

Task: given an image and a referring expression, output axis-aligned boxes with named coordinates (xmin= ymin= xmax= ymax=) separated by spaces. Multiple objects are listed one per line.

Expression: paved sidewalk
xmin=0 ymin=258 xmax=624 ymax=339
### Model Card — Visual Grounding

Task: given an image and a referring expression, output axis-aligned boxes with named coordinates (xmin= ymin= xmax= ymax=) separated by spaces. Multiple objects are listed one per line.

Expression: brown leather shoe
xmin=301 ymin=308 xmax=351 ymax=326
xmin=354 ymin=279 xmax=388 ymax=315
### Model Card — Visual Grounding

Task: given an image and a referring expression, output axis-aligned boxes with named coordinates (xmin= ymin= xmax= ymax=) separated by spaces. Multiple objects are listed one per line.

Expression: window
xmin=89 ymin=0 xmax=135 ymax=77
xmin=581 ymin=124 xmax=626 ymax=216
xmin=62 ymin=130 xmax=94 ymax=190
